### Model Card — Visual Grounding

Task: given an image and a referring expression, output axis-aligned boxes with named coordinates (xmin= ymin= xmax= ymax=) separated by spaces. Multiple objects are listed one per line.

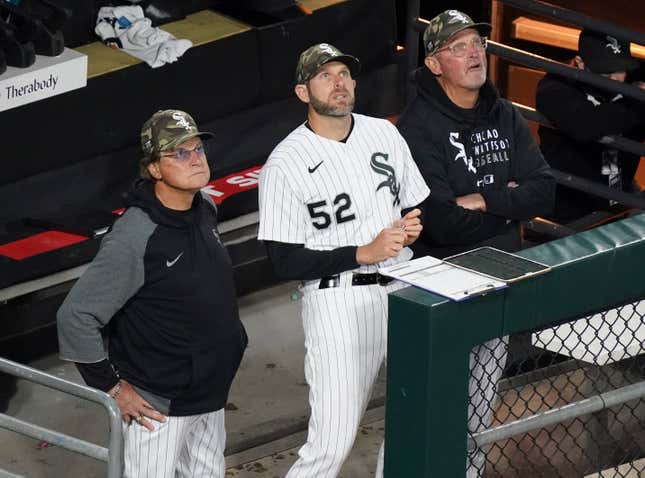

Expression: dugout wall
xmin=384 ymin=213 xmax=645 ymax=477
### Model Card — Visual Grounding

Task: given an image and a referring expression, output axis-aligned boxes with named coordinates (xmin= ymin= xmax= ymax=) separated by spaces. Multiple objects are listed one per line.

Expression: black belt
xmin=318 ymin=273 xmax=394 ymax=289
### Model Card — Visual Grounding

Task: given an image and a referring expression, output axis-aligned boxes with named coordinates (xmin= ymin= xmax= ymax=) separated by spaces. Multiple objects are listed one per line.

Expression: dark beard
xmin=308 ymin=90 xmax=355 ymax=117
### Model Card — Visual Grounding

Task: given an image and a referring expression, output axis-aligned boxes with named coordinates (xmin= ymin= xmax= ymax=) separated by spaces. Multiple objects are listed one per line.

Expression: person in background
xmin=537 ymin=29 xmax=645 ymax=223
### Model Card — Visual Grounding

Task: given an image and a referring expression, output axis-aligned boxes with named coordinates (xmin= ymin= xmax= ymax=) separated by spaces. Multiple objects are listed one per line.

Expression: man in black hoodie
xmin=536 ymin=29 xmax=645 ymax=223
xmin=397 ymin=10 xmax=555 ymax=478
xmin=57 ymin=110 xmax=247 ymax=478
xmin=398 ymin=10 xmax=555 ymax=259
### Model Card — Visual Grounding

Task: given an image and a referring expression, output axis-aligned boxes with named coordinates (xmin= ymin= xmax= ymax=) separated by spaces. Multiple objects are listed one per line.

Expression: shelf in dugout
xmin=76 ymin=10 xmax=252 ymax=79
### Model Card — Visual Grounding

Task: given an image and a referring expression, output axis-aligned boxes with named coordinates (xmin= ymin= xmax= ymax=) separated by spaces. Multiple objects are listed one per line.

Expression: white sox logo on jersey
xmin=369 ymin=152 xmax=401 ymax=206
xmin=449 ymin=132 xmax=477 ymax=174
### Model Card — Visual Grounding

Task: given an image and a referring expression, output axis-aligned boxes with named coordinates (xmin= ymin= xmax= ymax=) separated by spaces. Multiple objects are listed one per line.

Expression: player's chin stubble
xmin=309 ymin=92 xmax=355 ymax=117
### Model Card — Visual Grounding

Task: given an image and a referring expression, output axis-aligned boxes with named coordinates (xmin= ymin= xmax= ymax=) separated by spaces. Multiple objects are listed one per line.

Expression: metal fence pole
xmin=0 ymin=357 xmax=123 ymax=478
xmin=469 ymin=380 xmax=645 ymax=449
xmin=513 ymin=103 xmax=645 ymax=158
xmin=0 ymin=470 xmax=26 ymax=478
xmin=486 ymin=40 xmax=645 ymax=104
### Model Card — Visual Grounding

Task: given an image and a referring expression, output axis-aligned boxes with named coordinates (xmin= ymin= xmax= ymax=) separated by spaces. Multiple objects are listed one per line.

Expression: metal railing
xmin=514 ymin=104 xmax=645 ymax=159
xmin=0 ymin=358 xmax=123 ymax=478
xmin=467 ymin=300 xmax=645 ymax=477
xmin=485 ymin=40 xmax=645 ymax=103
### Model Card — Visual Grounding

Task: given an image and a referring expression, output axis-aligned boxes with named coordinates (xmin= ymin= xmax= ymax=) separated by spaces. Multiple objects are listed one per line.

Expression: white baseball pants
xmin=286 ymin=280 xmax=405 ymax=478
xmin=123 ymin=408 xmax=226 ymax=478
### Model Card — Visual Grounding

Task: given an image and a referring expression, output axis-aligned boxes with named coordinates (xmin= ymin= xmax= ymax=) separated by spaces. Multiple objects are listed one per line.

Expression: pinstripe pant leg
xmin=286 ymin=286 xmax=387 ymax=478
xmin=466 ymin=336 xmax=509 ymax=478
xmin=176 ymin=409 xmax=226 ymax=478
xmin=123 ymin=415 xmax=188 ymax=478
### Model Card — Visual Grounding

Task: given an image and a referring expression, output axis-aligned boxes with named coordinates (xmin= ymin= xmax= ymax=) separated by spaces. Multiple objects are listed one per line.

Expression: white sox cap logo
xmin=605 ymin=36 xmax=622 ymax=55
xmin=318 ymin=43 xmax=337 ymax=57
xmin=172 ymin=112 xmax=192 ymax=131
xmin=447 ymin=10 xmax=470 ymax=24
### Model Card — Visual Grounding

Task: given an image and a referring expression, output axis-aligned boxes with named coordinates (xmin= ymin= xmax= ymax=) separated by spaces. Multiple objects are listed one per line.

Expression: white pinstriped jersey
xmin=258 ymin=113 xmax=430 ymax=273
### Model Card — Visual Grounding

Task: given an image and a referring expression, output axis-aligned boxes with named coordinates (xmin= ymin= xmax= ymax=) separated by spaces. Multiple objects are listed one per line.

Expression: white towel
xmin=95 ymin=6 xmax=192 ymax=68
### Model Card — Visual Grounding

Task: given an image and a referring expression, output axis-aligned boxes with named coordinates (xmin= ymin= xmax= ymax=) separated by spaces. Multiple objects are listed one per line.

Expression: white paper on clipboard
xmin=379 ymin=255 xmax=507 ymax=301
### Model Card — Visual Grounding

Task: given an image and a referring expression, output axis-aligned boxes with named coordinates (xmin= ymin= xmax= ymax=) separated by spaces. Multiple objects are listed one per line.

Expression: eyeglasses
xmin=160 ymin=144 xmax=206 ymax=163
xmin=436 ymin=36 xmax=487 ymax=57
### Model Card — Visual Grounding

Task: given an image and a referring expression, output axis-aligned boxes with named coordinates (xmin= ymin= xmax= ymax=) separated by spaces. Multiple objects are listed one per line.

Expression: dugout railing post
xmin=0 ymin=357 xmax=123 ymax=478
xmin=383 ymin=213 xmax=645 ymax=477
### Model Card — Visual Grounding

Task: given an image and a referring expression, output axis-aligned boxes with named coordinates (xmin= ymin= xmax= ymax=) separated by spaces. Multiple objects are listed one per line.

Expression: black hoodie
xmin=397 ymin=67 xmax=555 ymax=258
xmin=58 ymin=180 xmax=247 ymax=416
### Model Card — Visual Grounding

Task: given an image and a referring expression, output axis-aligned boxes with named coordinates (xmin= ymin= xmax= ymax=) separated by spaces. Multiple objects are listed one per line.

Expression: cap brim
xmin=159 ymin=131 xmax=215 ymax=152
xmin=586 ymin=55 xmax=641 ymax=74
xmin=324 ymin=54 xmax=361 ymax=78
xmin=451 ymin=22 xmax=492 ymax=40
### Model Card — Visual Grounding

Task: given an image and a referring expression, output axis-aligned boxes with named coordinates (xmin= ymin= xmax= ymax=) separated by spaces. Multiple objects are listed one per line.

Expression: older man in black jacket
xmin=398 ymin=10 xmax=555 ymax=259
xmin=397 ymin=10 xmax=555 ymax=478
xmin=58 ymin=110 xmax=247 ymax=478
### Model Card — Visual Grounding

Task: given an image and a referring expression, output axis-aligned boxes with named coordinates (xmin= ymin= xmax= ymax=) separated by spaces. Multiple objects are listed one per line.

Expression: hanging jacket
xmin=58 ymin=180 xmax=247 ymax=416
xmin=397 ymin=67 xmax=555 ymax=258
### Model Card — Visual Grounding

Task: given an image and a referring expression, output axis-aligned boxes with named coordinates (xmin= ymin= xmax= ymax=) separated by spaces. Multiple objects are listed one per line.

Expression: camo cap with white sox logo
xmin=295 ymin=43 xmax=361 ymax=84
xmin=423 ymin=10 xmax=491 ymax=56
xmin=140 ymin=109 xmax=214 ymax=158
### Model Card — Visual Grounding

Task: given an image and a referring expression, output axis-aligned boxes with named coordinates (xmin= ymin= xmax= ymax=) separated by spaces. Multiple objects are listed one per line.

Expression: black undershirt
xmin=76 ymin=359 xmax=119 ymax=392
xmin=265 ymin=242 xmax=359 ymax=280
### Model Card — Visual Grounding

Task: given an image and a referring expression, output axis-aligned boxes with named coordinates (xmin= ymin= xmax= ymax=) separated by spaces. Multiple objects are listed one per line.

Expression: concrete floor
xmin=0 ymin=282 xmax=385 ymax=478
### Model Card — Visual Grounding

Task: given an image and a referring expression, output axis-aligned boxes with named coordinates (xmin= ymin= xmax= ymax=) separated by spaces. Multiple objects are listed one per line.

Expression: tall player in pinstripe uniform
xmin=258 ymin=44 xmax=430 ymax=477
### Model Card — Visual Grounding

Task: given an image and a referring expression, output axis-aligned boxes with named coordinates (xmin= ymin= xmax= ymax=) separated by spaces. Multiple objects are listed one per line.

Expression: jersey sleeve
xmin=258 ymin=163 xmax=307 ymax=244
xmin=396 ymin=128 xmax=431 ymax=208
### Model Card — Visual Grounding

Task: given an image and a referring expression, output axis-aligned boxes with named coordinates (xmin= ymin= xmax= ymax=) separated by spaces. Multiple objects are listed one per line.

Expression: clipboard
xmin=378 ymin=255 xmax=507 ymax=301
xmin=378 ymin=247 xmax=551 ymax=301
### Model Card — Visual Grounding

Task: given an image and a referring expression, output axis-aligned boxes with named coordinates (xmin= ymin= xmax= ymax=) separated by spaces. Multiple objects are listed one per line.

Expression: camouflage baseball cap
xmin=140 ymin=109 xmax=214 ymax=157
xmin=295 ymin=43 xmax=361 ymax=84
xmin=423 ymin=10 xmax=491 ymax=56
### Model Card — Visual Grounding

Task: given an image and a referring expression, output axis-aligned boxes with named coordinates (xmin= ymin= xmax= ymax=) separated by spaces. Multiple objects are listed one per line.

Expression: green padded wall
xmin=384 ymin=213 xmax=645 ymax=477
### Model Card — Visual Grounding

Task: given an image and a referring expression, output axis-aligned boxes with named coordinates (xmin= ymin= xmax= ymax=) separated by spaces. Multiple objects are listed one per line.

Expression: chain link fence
xmin=468 ymin=299 xmax=645 ymax=477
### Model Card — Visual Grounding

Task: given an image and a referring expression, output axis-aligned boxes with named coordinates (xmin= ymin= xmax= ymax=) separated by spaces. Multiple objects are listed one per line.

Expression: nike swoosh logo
xmin=166 ymin=252 xmax=183 ymax=268
xmin=308 ymin=161 xmax=324 ymax=174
